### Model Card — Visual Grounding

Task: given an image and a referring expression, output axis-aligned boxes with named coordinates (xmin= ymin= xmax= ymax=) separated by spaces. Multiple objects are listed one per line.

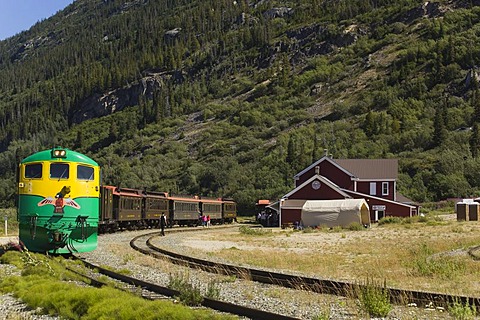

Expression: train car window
xmin=225 ymin=204 xmax=236 ymax=211
xmin=175 ymin=202 xmax=197 ymax=212
xmin=149 ymin=199 xmax=167 ymax=210
xmin=77 ymin=165 xmax=94 ymax=180
xmin=25 ymin=163 xmax=42 ymax=179
xmin=50 ymin=163 xmax=69 ymax=179
xmin=204 ymin=203 xmax=221 ymax=212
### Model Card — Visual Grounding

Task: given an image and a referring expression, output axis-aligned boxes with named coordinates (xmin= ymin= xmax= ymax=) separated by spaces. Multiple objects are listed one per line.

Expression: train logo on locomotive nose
xmin=37 ymin=186 xmax=80 ymax=214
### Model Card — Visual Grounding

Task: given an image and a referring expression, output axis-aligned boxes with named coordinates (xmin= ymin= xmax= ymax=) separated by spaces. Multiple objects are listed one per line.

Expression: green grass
xmin=449 ymin=299 xmax=477 ymax=320
xmin=238 ymin=225 xmax=272 ymax=236
xmin=408 ymin=243 xmax=467 ymax=280
xmin=0 ymin=251 xmax=235 ymax=319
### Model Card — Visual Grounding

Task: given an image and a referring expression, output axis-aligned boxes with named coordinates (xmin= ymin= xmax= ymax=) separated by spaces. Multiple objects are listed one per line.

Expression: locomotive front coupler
xmin=49 ymin=230 xmax=67 ymax=247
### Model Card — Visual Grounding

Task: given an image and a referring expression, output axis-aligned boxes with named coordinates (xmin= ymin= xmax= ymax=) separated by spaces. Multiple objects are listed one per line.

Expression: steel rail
xmin=130 ymin=231 xmax=480 ymax=310
xmin=75 ymin=253 xmax=300 ymax=320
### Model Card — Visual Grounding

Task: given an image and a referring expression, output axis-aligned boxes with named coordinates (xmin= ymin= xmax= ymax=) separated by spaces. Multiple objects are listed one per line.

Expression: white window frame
xmin=382 ymin=182 xmax=389 ymax=196
xmin=369 ymin=182 xmax=376 ymax=196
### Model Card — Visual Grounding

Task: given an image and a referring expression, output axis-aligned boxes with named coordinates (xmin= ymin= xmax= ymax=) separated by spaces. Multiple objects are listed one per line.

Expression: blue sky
xmin=0 ymin=0 xmax=74 ymax=40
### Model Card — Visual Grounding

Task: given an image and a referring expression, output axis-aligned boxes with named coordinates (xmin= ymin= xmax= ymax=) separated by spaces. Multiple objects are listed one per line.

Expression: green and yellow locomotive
xmin=17 ymin=147 xmax=100 ymax=253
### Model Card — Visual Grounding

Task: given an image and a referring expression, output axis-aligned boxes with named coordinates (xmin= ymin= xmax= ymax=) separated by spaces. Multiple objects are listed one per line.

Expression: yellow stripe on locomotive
xmin=18 ymin=148 xmax=100 ymax=254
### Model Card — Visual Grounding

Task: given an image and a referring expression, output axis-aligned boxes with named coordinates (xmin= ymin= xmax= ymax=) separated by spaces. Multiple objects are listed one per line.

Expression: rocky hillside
xmin=1 ymin=0 xmax=480 ymax=212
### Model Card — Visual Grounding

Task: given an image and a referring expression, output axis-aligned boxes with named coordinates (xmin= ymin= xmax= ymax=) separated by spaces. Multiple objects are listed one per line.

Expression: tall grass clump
xmin=449 ymin=299 xmax=476 ymax=320
xmin=355 ymin=279 xmax=392 ymax=318
xmin=314 ymin=309 xmax=331 ymax=320
xmin=206 ymin=280 xmax=221 ymax=299
xmin=168 ymin=272 xmax=203 ymax=306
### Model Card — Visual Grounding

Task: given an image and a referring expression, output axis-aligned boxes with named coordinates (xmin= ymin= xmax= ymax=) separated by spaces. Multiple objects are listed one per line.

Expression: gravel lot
xmin=0 ymin=227 xmax=465 ymax=319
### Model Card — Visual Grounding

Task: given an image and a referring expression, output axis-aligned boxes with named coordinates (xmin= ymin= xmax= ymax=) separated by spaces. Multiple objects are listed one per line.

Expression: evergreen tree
xmin=470 ymin=123 xmax=480 ymax=158
xmin=109 ymin=119 xmax=119 ymax=142
xmin=311 ymin=133 xmax=320 ymax=163
xmin=74 ymin=130 xmax=84 ymax=149
xmin=286 ymin=135 xmax=295 ymax=166
xmin=364 ymin=111 xmax=375 ymax=137
xmin=472 ymin=85 xmax=480 ymax=123
xmin=433 ymin=103 xmax=447 ymax=147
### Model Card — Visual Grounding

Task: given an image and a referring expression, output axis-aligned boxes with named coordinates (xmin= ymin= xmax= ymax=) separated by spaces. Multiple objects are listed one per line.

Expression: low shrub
xmin=378 ymin=216 xmax=402 ymax=225
xmin=346 ymin=222 xmax=364 ymax=231
xmin=330 ymin=226 xmax=343 ymax=233
xmin=302 ymin=227 xmax=316 ymax=233
xmin=239 ymin=225 xmax=272 ymax=236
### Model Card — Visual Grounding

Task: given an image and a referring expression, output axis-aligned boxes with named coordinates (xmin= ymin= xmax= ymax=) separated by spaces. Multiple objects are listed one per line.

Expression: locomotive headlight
xmin=52 ymin=149 xmax=67 ymax=158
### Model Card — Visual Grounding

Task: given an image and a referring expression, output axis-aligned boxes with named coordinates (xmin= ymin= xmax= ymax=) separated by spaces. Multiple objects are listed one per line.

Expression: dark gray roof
xmin=333 ymin=159 xmax=398 ymax=180
xmin=395 ymin=192 xmax=416 ymax=204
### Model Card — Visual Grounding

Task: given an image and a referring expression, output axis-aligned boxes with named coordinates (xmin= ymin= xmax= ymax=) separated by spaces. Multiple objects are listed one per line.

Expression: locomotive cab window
xmin=77 ymin=165 xmax=94 ymax=180
xmin=25 ymin=163 xmax=42 ymax=179
xmin=50 ymin=163 xmax=69 ymax=179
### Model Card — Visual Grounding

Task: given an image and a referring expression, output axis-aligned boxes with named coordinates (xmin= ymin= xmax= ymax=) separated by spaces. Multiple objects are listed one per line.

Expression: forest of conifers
xmin=1 ymin=0 xmax=480 ymax=213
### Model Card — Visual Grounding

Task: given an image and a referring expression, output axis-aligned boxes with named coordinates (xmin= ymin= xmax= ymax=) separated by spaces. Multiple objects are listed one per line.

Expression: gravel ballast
xmin=77 ymin=228 xmax=456 ymax=320
xmin=0 ymin=228 xmax=459 ymax=319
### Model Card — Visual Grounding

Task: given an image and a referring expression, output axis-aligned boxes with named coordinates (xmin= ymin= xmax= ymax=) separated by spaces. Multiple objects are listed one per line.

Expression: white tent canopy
xmin=301 ymin=199 xmax=370 ymax=228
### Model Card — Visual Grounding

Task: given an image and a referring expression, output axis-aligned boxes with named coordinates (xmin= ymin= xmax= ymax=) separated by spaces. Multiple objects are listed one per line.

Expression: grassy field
xmin=177 ymin=213 xmax=480 ymax=297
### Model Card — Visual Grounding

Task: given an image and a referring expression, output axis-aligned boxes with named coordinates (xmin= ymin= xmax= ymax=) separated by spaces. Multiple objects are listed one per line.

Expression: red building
xmin=280 ymin=156 xmax=418 ymax=226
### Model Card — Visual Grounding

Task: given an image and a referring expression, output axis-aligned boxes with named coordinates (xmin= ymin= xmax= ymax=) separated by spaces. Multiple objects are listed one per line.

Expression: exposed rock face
xmin=70 ymin=71 xmax=184 ymax=124
xmin=10 ymin=34 xmax=56 ymax=62
xmin=263 ymin=7 xmax=293 ymax=19
xmin=165 ymin=28 xmax=182 ymax=39
xmin=288 ymin=24 xmax=361 ymax=49
xmin=465 ymin=67 xmax=480 ymax=89
xmin=259 ymin=23 xmax=361 ymax=67
xmin=392 ymin=1 xmax=443 ymax=23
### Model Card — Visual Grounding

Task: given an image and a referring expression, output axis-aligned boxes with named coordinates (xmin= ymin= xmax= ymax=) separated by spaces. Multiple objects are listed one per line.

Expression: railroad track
xmin=468 ymin=245 xmax=480 ymax=260
xmin=130 ymin=229 xmax=480 ymax=310
xmin=72 ymin=237 xmax=300 ymax=320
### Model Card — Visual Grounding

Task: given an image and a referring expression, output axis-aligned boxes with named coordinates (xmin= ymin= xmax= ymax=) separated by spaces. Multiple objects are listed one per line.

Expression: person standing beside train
xmin=160 ymin=213 xmax=167 ymax=236
xmin=206 ymin=215 xmax=211 ymax=227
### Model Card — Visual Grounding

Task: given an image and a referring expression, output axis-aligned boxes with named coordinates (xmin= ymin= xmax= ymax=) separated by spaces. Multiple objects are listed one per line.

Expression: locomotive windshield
xmin=77 ymin=165 xmax=94 ymax=180
xmin=25 ymin=163 xmax=42 ymax=179
xmin=50 ymin=163 xmax=69 ymax=179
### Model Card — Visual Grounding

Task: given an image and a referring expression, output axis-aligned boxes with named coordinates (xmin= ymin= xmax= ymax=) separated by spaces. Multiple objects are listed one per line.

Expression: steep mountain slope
xmin=1 ymin=0 xmax=480 ymax=212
